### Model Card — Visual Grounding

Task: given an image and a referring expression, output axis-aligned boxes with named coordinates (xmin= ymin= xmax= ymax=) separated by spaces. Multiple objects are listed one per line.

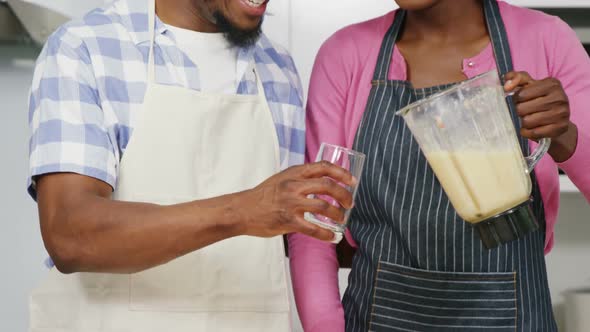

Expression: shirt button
xmin=468 ymin=61 xmax=475 ymax=68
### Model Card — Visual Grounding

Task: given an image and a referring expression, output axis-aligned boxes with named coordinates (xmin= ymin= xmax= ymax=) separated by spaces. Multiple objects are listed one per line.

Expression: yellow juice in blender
xmin=425 ymin=148 xmax=531 ymax=223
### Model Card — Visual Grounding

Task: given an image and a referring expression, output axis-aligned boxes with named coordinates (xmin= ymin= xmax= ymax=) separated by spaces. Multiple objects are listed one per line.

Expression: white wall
xmin=0 ymin=45 xmax=47 ymax=332
xmin=545 ymin=193 xmax=590 ymax=330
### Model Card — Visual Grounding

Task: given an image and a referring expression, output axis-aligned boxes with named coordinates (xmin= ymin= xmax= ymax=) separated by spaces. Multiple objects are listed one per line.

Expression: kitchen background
xmin=0 ymin=0 xmax=588 ymax=331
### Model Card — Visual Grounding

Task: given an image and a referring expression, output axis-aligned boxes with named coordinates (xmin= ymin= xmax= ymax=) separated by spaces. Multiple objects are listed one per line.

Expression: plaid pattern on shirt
xmin=27 ymin=0 xmax=305 ymax=199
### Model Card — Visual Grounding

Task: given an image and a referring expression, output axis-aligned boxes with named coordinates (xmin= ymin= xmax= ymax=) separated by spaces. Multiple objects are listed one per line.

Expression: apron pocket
xmin=369 ymin=261 xmax=517 ymax=332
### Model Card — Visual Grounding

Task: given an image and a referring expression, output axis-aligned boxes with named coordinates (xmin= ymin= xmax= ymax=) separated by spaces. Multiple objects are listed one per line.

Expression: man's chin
xmin=224 ymin=27 xmax=262 ymax=48
xmin=214 ymin=12 xmax=263 ymax=48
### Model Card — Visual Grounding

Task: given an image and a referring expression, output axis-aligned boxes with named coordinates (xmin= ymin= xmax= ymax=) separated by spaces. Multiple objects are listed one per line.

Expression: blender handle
xmin=525 ymin=138 xmax=551 ymax=173
xmin=504 ymin=90 xmax=552 ymax=173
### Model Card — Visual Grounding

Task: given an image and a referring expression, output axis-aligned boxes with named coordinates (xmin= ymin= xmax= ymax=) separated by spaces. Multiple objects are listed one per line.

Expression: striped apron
xmin=342 ymin=1 xmax=557 ymax=331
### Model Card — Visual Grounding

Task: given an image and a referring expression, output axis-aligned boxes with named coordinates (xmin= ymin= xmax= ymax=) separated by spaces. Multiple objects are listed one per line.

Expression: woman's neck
xmin=403 ymin=0 xmax=486 ymax=44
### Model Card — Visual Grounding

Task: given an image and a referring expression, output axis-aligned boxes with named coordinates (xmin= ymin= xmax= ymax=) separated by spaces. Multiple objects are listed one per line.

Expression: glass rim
xmin=321 ymin=142 xmax=366 ymax=159
xmin=395 ymin=69 xmax=500 ymax=117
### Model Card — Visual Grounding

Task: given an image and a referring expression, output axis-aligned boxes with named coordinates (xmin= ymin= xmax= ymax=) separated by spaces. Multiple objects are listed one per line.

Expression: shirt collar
xmin=116 ymin=0 xmax=167 ymax=45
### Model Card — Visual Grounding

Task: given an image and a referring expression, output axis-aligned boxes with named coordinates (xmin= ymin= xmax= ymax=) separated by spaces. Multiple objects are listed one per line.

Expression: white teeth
xmin=245 ymin=0 xmax=264 ymax=7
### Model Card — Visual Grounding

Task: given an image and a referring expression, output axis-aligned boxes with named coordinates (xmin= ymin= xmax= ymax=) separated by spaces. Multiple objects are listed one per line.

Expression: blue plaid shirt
xmin=28 ymin=0 xmax=305 ymax=199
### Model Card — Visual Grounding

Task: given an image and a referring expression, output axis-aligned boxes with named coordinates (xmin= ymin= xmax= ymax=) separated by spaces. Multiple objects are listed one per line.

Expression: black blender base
xmin=474 ymin=200 xmax=539 ymax=250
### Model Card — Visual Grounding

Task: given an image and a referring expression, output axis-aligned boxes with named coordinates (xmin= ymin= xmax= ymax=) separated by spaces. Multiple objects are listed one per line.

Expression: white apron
xmin=29 ymin=1 xmax=291 ymax=330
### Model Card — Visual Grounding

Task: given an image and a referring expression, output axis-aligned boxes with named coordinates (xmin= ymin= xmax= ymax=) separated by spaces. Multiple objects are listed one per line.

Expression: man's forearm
xmin=38 ymin=175 xmax=246 ymax=274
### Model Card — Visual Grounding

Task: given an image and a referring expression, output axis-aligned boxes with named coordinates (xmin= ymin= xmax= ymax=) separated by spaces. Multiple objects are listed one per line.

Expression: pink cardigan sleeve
xmin=549 ymin=18 xmax=590 ymax=203
xmin=288 ymin=31 xmax=357 ymax=332
xmin=288 ymin=234 xmax=343 ymax=332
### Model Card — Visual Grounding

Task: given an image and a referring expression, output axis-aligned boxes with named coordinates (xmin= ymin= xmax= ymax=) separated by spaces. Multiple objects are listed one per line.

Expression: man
xmin=27 ymin=0 xmax=353 ymax=331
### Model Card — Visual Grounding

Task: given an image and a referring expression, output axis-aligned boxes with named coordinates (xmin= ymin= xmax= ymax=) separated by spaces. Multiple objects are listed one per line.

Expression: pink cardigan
xmin=289 ymin=2 xmax=590 ymax=331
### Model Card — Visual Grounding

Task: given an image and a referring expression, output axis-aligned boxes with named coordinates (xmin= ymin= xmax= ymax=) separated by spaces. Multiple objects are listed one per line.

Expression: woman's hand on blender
xmin=504 ymin=71 xmax=578 ymax=162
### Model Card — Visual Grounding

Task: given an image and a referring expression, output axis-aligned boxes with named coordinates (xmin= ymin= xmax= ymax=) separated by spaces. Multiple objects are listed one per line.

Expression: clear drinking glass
xmin=304 ymin=143 xmax=366 ymax=235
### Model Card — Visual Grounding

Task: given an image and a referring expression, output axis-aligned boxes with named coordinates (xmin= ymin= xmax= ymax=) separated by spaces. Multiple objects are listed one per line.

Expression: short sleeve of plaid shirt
xmin=28 ymin=27 xmax=118 ymax=199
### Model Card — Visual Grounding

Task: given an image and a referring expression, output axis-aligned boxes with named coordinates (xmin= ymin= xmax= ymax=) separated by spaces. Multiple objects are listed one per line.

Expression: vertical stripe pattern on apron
xmin=342 ymin=1 xmax=557 ymax=331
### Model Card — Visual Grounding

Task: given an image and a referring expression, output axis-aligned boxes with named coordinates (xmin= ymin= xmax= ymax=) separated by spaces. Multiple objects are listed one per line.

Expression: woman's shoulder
xmin=316 ymin=10 xmax=397 ymax=65
xmin=499 ymin=1 xmax=572 ymax=38
xmin=499 ymin=1 xmax=581 ymax=73
xmin=336 ymin=10 xmax=396 ymax=39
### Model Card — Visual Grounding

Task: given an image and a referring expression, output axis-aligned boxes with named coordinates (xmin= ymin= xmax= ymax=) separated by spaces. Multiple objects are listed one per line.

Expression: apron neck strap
xmin=482 ymin=0 xmax=525 ymax=152
xmin=371 ymin=0 xmax=514 ymax=81
xmin=147 ymin=0 xmax=157 ymax=83
xmin=253 ymin=67 xmax=267 ymax=101
xmin=372 ymin=10 xmax=406 ymax=82
xmin=483 ymin=0 xmax=514 ymax=78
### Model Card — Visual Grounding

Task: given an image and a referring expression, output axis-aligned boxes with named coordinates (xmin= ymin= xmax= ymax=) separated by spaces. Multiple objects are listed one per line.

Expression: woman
xmin=289 ymin=0 xmax=590 ymax=331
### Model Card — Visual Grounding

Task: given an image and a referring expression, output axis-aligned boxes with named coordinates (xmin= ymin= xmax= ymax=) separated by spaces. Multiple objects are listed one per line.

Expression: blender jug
xmin=397 ymin=70 xmax=551 ymax=249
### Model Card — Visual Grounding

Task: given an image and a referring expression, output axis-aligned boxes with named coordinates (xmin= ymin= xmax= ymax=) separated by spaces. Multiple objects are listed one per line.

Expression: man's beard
xmin=213 ymin=11 xmax=263 ymax=48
